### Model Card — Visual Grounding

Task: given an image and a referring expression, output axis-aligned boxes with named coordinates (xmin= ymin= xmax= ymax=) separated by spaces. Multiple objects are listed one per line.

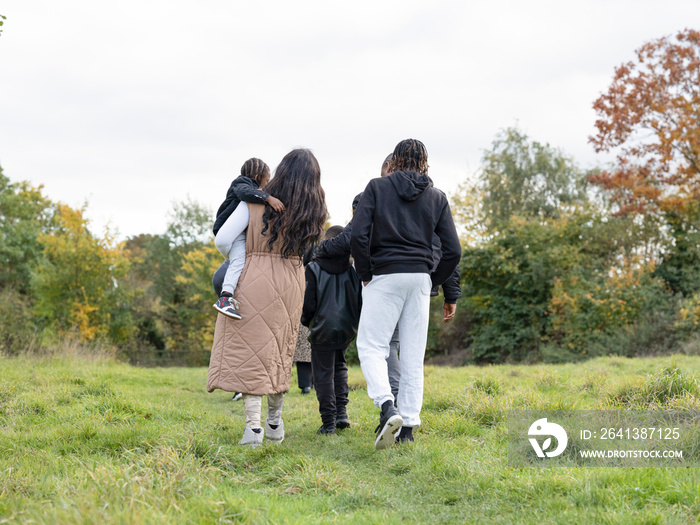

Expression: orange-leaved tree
xmin=32 ymin=204 xmax=133 ymax=343
xmin=589 ymin=28 xmax=700 ymax=215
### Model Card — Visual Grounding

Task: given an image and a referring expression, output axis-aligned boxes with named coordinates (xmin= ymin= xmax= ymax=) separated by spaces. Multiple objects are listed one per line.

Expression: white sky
xmin=0 ymin=1 xmax=698 ymax=239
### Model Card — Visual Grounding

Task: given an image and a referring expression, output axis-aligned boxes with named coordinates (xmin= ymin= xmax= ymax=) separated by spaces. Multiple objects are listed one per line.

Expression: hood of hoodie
xmin=315 ymin=252 xmax=352 ymax=275
xmin=389 ymin=170 xmax=433 ymax=201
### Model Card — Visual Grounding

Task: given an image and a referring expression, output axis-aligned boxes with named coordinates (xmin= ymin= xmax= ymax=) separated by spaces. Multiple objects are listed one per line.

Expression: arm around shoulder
xmin=350 ymin=183 xmax=376 ymax=282
xmin=300 ymin=264 xmax=318 ymax=327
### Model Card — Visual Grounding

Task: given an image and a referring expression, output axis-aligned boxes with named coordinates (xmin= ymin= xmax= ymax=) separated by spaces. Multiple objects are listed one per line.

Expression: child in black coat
xmin=301 ymin=226 xmax=362 ymax=434
xmin=212 ymin=158 xmax=284 ymax=319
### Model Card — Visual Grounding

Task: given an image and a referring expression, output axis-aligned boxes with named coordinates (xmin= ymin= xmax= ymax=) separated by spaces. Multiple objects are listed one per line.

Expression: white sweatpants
xmin=214 ymin=203 xmax=249 ymax=296
xmin=357 ymin=273 xmax=431 ymax=428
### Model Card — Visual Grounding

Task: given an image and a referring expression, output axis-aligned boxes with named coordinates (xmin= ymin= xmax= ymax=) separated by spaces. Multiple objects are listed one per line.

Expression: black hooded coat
xmin=350 ymin=170 xmax=461 ymax=287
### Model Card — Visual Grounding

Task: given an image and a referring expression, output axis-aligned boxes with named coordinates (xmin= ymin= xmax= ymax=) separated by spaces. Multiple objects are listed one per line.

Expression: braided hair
xmin=240 ymin=158 xmax=270 ymax=185
xmin=389 ymin=139 xmax=429 ymax=175
xmin=261 ymin=149 xmax=327 ymax=259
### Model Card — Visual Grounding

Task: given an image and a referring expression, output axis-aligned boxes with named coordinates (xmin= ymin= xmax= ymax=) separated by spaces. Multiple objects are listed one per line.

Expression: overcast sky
xmin=0 ymin=1 xmax=698 ymax=240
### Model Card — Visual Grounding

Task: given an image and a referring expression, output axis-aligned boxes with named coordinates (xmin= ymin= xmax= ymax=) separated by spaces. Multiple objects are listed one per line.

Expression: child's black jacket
xmin=301 ymin=253 xmax=362 ymax=351
xmin=213 ymin=176 xmax=270 ymax=235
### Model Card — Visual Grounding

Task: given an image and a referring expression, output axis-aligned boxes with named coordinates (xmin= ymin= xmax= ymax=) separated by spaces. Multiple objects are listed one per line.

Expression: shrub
xmin=0 ymin=288 xmax=37 ymax=355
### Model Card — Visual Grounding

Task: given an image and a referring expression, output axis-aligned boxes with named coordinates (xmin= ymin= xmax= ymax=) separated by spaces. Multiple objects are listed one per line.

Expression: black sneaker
xmin=301 ymin=387 xmax=311 ymax=394
xmin=317 ymin=424 xmax=336 ymax=435
xmin=336 ymin=414 xmax=351 ymax=430
xmin=213 ymin=295 xmax=242 ymax=320
xmin=395 ymin=426 xmax=414 ymax=444
xmin=374 ymin=400 xmax=403 ymax=450
xmin=232 ymin=392 xmax=243 ymax=401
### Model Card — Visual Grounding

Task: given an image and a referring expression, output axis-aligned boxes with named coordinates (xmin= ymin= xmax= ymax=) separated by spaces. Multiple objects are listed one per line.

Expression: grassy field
xmin=1 ymin=353 xmax=700 ymax=524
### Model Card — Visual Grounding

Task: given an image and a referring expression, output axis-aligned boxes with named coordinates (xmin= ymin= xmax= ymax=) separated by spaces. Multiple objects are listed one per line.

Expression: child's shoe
xmin=336 ymin=409 xmax=351 ymax=430
xmin=238 ymin=426 xmax=263 ymax=447
xmin=232 ymin=392 xmax=243 ymax=401
xmin=317 ymin=424 xmax=337 ymax=435
xmin=213 ymin=295 xmax=242 ymax=320
xmin=265 ymin=419 xmax=285 ymax=443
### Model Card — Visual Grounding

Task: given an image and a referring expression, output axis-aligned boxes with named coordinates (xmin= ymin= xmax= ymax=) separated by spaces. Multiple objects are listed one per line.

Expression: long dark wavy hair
xmin=261 ymin=149 xmax=327 ymax=259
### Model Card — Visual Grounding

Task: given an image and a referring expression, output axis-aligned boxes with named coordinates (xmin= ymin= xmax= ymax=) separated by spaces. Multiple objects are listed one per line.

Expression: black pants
xmin=311 ymin=347 xmax=349 ymax=428
xmin=296 ymin=361 xmax=312 ymax=390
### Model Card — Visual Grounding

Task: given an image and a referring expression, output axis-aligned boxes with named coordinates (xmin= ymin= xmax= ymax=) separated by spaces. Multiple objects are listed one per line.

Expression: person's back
xmin=352 ymin=170 xmax=460 ymax=287
xmin=350 ymin=138 xmax=461 ymax=450
xmin=213 ymin=159 xmax=286 ymax=320
xmin=302 ymin=251 xmax=362 ymax=350
xmin=207 ymin=148 xmax=328 ymax=448
xmin=301 ymin=225 xmax=362 ymax=435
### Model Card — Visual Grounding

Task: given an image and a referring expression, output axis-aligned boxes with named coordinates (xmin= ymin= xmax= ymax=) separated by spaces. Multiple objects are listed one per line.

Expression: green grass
xmin=1 ymin=354 xmax=700 ymax=524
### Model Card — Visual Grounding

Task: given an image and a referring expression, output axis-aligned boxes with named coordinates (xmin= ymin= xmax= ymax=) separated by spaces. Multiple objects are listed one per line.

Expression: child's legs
xmin=214 ymin=203 xmax=249 ymax=296
xmin=221 ymin=233 xmax=246 ymax=295
xmin=242 ymin=394 xmax=262 ymax=428
xmin=334 ymin=347 xmax=349 ymax=414
xmin=214 ymin=202 xmax=248 ymax=257
xmin=267 ymin=393 xmax=284 ymax=425
xmin=311 ymin=350 xmax=337 ymax=427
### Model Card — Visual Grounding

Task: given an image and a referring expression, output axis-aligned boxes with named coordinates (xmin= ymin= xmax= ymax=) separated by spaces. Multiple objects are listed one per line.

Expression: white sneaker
xmin=238 ymin=426 xmax=263 ymax=448
xmin=265 ymin=419 xmax=284 ymax=443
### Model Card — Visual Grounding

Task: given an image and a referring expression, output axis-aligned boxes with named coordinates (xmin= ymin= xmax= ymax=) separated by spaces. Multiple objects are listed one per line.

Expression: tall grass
xmin=0 ymin=351 xmax=699 ymax=523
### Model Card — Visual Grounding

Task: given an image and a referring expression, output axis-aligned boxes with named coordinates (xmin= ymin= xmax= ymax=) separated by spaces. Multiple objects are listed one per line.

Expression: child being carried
xmin=213 ymin=158 xmax=284 ymax=319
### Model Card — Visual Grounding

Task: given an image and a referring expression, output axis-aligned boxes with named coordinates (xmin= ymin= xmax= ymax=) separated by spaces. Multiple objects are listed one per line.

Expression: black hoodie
xmin=350 ymin=170 xmax=461 ymax=287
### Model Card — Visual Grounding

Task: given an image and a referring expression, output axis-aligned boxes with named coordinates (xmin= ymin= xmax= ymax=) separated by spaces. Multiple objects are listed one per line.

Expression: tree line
xmin=1 ymin=29 xmax=698 ymax=365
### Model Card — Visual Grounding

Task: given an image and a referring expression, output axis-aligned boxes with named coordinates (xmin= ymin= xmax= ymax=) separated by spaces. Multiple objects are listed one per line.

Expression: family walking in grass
xmin=206 ymin=139 xmax=461 ymax=450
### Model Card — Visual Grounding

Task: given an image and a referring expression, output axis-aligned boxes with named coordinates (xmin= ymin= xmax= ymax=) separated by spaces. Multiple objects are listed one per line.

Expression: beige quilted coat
xmin=207 ymin=204 xmax=305 ymax=395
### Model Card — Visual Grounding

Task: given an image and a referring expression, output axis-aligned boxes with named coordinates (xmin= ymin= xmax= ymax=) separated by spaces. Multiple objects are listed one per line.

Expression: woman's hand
xmin=266 ymin=195 xmax=285 ymax=213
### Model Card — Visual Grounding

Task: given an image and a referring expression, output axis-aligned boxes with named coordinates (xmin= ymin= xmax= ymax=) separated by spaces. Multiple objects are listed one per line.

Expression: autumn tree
xmin=122 ymin=199 xmax=217 ymax=364
xmin=589 ymin=28 xmax=700 ymax=214
xmin=32 ymin=204 xmax=133 ymax=343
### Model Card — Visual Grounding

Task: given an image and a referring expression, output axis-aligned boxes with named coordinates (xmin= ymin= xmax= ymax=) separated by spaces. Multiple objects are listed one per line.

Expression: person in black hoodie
xmin=212 ymin=158 xmax=285 ymax=320
xmin=351 ymin=139 xmax=461 ymax=450
xmin=318 ymin=155 xmax=461 ymax=410
xmin=301 ymin=226 xmax=362 ymax=435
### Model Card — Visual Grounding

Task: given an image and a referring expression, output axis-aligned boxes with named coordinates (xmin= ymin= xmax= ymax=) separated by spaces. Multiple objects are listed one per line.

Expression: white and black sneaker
xmin=213 ymin=295 xmax=242 ymax=320
xmin=374 ymin=400 xmax=403 ymax=450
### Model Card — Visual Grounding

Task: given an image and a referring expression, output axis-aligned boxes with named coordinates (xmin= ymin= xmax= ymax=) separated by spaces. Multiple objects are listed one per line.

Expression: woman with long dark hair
xmin=207 ymin=148 xmax=327 ymax=447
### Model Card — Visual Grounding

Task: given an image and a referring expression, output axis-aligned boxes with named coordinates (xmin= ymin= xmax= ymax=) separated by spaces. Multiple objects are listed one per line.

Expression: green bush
xmin=0 ymin=287 xmax=37 ymax=355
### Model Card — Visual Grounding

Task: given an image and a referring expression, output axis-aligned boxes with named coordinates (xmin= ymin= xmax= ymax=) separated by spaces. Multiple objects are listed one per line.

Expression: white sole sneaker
xmin=213 ymin=303 xmax=242 ymax=320
xmin=375 ymin=414 xmax=403 ymax=450
xmin=238 ymin=426 xmax=263 ymax=448
xmin=264 ymin=419 xmax=284 ymax=443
